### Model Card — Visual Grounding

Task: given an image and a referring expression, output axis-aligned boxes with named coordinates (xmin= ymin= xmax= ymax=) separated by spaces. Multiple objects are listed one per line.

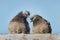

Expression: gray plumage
xmin=8 ymin=11 xmax=30 ymax=34
xmin=30 ymin=15 xmax=52 ymax=34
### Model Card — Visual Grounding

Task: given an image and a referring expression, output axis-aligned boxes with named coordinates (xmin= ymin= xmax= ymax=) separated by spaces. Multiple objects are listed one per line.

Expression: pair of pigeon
xmin=8 ymin=11 xmax=52 ymax=34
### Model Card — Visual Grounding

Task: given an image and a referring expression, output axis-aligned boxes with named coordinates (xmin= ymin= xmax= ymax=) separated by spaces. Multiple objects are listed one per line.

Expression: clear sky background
xmin=0 ymin=0 xmax=60 ymax=34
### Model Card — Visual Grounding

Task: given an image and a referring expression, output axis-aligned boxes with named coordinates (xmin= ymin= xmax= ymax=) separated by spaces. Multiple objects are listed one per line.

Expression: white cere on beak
xmin=22 ymin=11 xmax=28 ymax=15
xmin=22 ymin=10 xmax=30 ymax=17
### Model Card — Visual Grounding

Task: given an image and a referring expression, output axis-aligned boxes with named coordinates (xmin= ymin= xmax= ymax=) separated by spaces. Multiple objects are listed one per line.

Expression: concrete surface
xmin=0 ymin=34 xmax=60 ymax=40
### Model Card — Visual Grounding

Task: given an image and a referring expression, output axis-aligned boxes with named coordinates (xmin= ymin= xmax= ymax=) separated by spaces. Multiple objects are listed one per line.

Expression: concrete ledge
xmin=0 ymin=34 xmax=60 ymax=40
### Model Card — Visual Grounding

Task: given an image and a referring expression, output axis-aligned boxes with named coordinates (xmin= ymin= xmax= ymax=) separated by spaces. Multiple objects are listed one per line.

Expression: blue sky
xmin=0 ymin=0 xmax=60 ymax=34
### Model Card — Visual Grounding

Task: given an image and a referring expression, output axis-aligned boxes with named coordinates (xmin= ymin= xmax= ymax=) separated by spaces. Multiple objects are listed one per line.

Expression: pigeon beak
xmin=30 ymin=18 xmax=33 ymax=22
xmin=30 ymin=19 xmax=32 ymax=22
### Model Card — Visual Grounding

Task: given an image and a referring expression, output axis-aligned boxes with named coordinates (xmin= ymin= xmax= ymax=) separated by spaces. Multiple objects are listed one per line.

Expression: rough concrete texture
xmin=0 ymin=34 xmax=60 ymax=40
